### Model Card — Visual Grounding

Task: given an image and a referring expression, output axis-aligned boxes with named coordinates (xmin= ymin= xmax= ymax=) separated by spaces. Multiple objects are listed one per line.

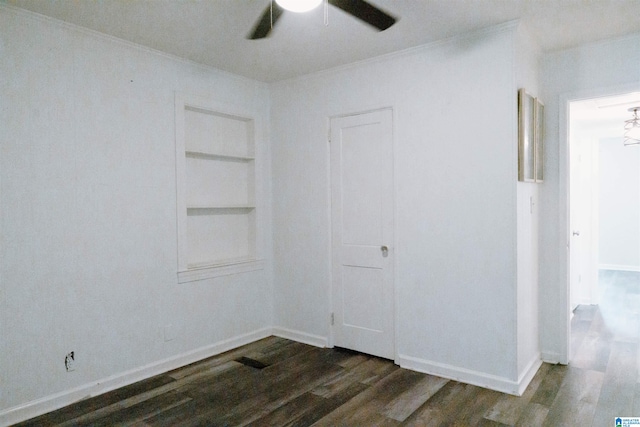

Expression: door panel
xmin=341 ymin=124 xmax=384 ymax=245
xmin=342 ymin=265 xmax=384 ymax=331
xmin=331 ymin=109 xmax=394 ymax=360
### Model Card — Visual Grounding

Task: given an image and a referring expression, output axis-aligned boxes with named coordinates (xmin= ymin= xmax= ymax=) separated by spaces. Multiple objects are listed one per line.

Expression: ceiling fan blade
xmin=328 ymin=0 xmax=396 ymax=31
xmin=248 ymin=2 xmax=285 ymax=39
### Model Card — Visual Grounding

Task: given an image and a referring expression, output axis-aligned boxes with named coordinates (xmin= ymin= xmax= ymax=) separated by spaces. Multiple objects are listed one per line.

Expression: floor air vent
xmin=235 ymin=356 xmax=269 ymax=370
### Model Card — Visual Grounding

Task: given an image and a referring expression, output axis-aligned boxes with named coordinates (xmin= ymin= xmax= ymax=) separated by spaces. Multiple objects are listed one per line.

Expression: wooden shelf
xmin=178 ymin=259 xmax=264 ymax=283
xmin=187 ymin=256 xmax=259 ymax=270
xmin=185 ymin=150 xmax=254 ymax=162
xmin=187 ymin=206 xmax=256 ymax=212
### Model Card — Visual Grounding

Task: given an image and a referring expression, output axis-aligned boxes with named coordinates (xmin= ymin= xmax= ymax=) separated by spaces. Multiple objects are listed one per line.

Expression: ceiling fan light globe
xmin=275 ymin=0 xmax=322 ymax=13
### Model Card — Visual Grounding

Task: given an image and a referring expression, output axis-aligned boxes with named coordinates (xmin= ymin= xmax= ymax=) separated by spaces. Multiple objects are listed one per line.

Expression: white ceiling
xmin=6 ymin=0 xmax=640 ymax=82
xmin=571 ymin=92 xmax=640 ymax=136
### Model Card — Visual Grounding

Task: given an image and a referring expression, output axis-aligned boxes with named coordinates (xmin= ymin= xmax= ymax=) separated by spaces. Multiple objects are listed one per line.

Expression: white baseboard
xmin=398 ymin=354 xmax=537 ymax=396
xmin=517 ymin=355 xmax=543 ymax=396
xmin=541 ymin=351 xmax=566 ymax=365
xmin=574 ymin=297 xmax=594 ymax=306
xmin=599 ymin=264 xmax=640 ymax=273
xmin=271 ymin=327 xmax=328 ymax=348
xmin=0 ymin=327 xmax=272 ymax=427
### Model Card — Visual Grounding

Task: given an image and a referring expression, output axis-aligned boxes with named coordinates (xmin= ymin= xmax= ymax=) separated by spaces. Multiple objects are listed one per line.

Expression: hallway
xmin=569 ymin=269 xmax=640 ymax=425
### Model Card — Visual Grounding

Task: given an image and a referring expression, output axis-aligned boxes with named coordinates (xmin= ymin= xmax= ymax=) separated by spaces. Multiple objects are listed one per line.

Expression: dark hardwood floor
xmin=15 ymin=270 xmax=640 ymax=426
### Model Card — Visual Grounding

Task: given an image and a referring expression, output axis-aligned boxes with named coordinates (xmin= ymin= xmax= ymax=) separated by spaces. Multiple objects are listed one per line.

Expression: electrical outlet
xmin=65 ymin=351 xmax=75 ymax=372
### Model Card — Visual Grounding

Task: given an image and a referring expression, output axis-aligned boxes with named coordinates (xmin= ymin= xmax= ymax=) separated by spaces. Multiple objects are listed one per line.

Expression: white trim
xmin=326 ymin=114 xmax=335 ymax=351
xmin=574 ymin=296 xmax=594 ymax=307
xmin=397 ymin=354 xmax=533 ymax=396
xmin=271 ymin=327 xmax=328 ymax=348
xmin=0 ymin=328 xmax=272 ymax=426
xmin=517 ymin=354 xmax=543 ymax=396
xmin=178 ymin=259 xmax=265 ymax=283
xmin=0 ymin=3 xmax=260 ymax=86
xmin=559 ymin=91 xmax=571 ymax=366
xmin=391 ymin=105 xmax=400 ymax=364
xmin=175 ymin=92 xmax=188 ymax=274
xmin=271 ymin=20 xmax=520 ymax=86
xmin=599 ymin=264 xmax=640 ymax=273
xmin=174 ymin=92 xmax=264 ymax=284
xmin=559 ymin=83 xmax=640 ymax=367
xmin=541 ymin=351 xmax=564 ymax=364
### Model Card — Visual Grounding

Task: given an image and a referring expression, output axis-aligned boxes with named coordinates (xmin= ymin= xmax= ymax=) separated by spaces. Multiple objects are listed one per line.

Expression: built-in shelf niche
xmin=185 ymin=154 xmax=255 ymax=208
xmin=175 ymin=94 xmax=262 ymax=283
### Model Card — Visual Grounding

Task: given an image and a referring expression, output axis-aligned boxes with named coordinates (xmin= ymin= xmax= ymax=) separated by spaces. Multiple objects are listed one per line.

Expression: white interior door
xmin=569 ymin=135 xmax=582 ymax=312
xmin=330 ymin=109 xmax=394 ymax=360
xmin=569 ymin=118 xmax=599 ymax=310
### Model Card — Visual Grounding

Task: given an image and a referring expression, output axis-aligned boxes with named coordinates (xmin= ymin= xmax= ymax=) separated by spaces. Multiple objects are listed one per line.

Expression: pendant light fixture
xmin=624 ymin=107 xmax=640 ymax=146
xmin=275 ymin=0 xmax=322 ymax=13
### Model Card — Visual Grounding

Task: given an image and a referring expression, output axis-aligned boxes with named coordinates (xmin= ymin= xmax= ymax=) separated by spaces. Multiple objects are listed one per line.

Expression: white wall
xmin=515 ymin=25 xmax=541 ymax=380
xmin=598 ymin=136 xmax=640 ymax=271
xmin=0 ymin=7 xmax=272 ymax=423
xmin=539 ymin=33 xmax=640 ymax=362
xmin=4 ymin=3 xmax=599 ymax=420
xmin=271 ymin=23 xmax=534 ymax=393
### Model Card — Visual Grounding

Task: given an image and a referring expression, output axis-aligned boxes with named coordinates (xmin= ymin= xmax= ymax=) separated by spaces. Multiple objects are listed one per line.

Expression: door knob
xmin=572 ymin=231 xmax=580 ymax=236
xmin=381 ymin=246 xmax=388 ymax=257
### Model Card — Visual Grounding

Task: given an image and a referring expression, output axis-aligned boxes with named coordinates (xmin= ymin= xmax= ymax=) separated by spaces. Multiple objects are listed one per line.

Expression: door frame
xmin=327 ymin=107 xmax=398 ymax=362
xmin=559 ymin=83 xmax=640 ymax=364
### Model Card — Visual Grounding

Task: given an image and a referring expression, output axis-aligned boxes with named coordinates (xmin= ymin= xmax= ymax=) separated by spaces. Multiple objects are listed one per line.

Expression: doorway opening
xmin=568 ymin=91 xmax=640 ymax=363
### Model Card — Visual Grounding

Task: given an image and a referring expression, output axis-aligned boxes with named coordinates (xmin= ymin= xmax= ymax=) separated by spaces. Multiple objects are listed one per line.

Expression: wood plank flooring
xmin=14 ymin=270 xmax=640 ymax=426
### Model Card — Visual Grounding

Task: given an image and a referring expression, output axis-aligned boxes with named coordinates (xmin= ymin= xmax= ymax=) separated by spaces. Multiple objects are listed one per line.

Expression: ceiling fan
xmin=248 ymin=0 xmax=397 ymax=40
